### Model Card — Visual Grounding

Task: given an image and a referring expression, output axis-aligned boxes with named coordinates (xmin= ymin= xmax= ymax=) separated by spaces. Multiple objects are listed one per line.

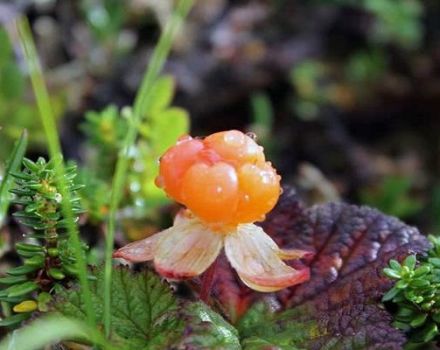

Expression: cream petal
xmin=224 ymin=224 xmax=310 ymax=292
xmin=113 ymin=230 xmax=167 ymax=263
xmin=278 ymin=248 xmax=314 ymax=260
xmin=154 ymin=217 xmax=224 ymax=279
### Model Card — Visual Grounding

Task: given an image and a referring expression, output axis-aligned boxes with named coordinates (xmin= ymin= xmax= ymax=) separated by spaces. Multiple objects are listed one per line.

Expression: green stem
xmin=103 ymin=0 xmax=194 ymax=338
xmin=16 ymin=18 xmax=96 ymax=329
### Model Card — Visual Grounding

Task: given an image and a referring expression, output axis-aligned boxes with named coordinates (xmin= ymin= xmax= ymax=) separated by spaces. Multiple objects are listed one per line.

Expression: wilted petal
xmin=113 ymin=230 xmax=167 ymax=263
xmin=154 ymin=217 xmax=223 ymax=279
xmin=224 ymin=224 xmax=310 ymax=292
xmin=278 ymin=248 xmax=314 ymax=260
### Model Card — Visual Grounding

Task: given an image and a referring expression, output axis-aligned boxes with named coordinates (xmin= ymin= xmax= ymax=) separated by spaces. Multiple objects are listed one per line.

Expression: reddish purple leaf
xmin=212 ymin=187 xmax=430 ymax=348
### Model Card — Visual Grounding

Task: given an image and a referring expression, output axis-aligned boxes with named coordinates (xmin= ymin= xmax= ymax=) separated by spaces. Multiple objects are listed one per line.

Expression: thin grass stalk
xmin=103 ymin=0 xmax=194 ymax=337
xmin=16 ymin=18 xmax=96 ymax=328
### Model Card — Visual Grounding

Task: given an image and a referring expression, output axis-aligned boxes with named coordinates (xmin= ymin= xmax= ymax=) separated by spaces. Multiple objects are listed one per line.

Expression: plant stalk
xmin=103 ymin=0 xmax=194 ymax=338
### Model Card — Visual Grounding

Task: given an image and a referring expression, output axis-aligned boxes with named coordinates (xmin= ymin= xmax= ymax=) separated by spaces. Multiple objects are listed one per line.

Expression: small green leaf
xmin=382 ymin=286 xmax=400 ymax=301
xmin=428 ymin=257 xmax=440 ymax=268
xmin=150 ymin=107 xmax=190 ymax=154
xmin=48 ymin=268 xmax=65 ymax=280
xmin=0 ymin=275 xmax=28 ymax=285
xmin=0 ymin=313 xmax=30 ymax=327
xmin=15 ymin=243 xmax=44 ymax=253
xmin=0 ymin=131 xmax=28 ymax=225
xmin=24 ymin=255 xmax=45 ymax=268
xmin=421 ymin=322 xmax=438 ymax=342
xmin=384 ymin=268 xmax=401 ymax=279
xmin=5 ymin=281 xmax=38 ymax=298
xmin=403 ymin=255 xmax=416 ymax=270
xmin=147 ymin=75 xmax=175 ymax=114
xmin=389 ymin=259 xmax=401 ymax=271
xmin=7 ymin=264 xmax=39 ymax=276
xmin=410 ymin=313 xmax=427 ymax=328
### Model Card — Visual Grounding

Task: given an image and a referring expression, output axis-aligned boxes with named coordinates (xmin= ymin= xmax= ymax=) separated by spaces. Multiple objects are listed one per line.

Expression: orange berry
xmin=181 ymin=162 xmax=239 ymax=224
xmin=204 ymin=130 xmax=265 ymax=166
xmin=157 ymin=130 xmax=281 ymax=226
xmin=156 ymin=137 xmax=204 ymax=202
xmin=234 ymin=162 xmax=281 ymax=223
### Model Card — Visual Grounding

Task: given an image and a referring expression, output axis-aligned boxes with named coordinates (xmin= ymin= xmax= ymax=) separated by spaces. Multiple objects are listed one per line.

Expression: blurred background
xmin=1 ymin=0 xmax=440 ymax=238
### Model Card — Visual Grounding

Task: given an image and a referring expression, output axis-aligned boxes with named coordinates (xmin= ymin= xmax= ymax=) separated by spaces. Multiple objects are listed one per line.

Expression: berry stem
xmin=199 ymin=257 xmax=219 ymax=304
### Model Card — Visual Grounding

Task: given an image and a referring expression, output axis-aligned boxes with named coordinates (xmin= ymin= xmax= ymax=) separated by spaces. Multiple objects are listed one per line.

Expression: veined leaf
xmin=212 ymin=187 xmax=429 ymax=349
xmin=53 ymin=266 xmax=240 ymax=349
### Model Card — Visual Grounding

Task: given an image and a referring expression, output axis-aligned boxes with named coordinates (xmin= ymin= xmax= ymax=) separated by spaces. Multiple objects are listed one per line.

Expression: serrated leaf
xmin=52 ymin=266 xmax=240 ymax=349
xmin=213 ymin=187 xmax=429 ymax=349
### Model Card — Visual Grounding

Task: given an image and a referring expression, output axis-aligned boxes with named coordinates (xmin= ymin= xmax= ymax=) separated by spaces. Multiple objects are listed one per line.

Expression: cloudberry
xmin=155 ymin=130 xmax=281 ymax=225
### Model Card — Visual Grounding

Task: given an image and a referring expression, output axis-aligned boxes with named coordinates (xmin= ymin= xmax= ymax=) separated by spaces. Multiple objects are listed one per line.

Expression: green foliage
xmin=81 ymin=105 xmax=128 ymax=181
xmin=360 ymin=175 xmax=423 ymax=219
xmin=81 ymin=0 xmax=126 ymax=42
xmin=0 ymin=315 xmax=115 ymax=350
xmin=80 ymin=75 xmax=189 ymax=212
xmin=0 ymin=157 xmax=86 ymax=327
xmin=53 ymin=266 xmax=240 ymax=349
xmin=76 ymin=167 xmax=111 ymax=223
xmin=0 ymin=131 xmax=28 ymax=225
xmin=238 ymin=302 xmax=313 ymax=349
xmin=364 ymin=0 xmax=423 ymax=49
xmin=383 ymin=236 xmax=440 ymax=343
xmin=290 ymin=60 xmax=326 ymax=120
xmin=0 ymin=28 xmax=64 ymax=162
xmin=11 ymin=157 xmax=82 ymax=239
xmin=133 ymin=75 xmax=190 ymax=206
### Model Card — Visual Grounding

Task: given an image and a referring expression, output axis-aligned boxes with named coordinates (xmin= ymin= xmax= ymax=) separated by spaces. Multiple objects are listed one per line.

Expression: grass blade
xmin=0 ymin=315 xmax=115 ymax=350
xmin=0 ymin=130 xmax=28 ymax=226
xmin=16 ymin=18 xmax=96 ymax=328
xmin=103 ymin=0 xmax=194 ymax=337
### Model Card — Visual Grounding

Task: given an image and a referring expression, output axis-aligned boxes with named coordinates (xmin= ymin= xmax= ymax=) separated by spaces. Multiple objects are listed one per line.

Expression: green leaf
xmin=410 ymin=313 xmax=427 ymax=328
xmin=150 ymin=107 xmax=189 ymax=154
xmin=0 ymin=275 xmax=28 ymax=285
xmin=6 ymin=264 xmax=39 ymax=276
xmin=53 ymin=266 xmax=240 ymax=349
xmin=382 ymin=286 xmax=400 ymax=301
xmin=0 ymin=62 xmax=25 ymax=99
xmin=384 ymin=267 xmax=401 ymax=279
xmin=0 ymin=29 xmax=12 ymax=66
xmin=5 ymin=281 xmax=39 ymax=298
xmin=0 ymin=131 xmax=28 ymax=225
xmin=0 ymin=313 xmax=30 ymax=327
xmin=146 ymin=75 xmax=175 ymax=115
xmin=0 ymin=315 xmax=113 ymax=350
xmin=389 ymin=259 xmax=401 ymax=271
xmin=238 ymin=302 xmax=315 ymax=350
xmin=404 ymin=255 xmax=417 ymax=270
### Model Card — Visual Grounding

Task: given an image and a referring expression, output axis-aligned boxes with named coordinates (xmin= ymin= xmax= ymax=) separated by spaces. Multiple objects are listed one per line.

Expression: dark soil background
xmin=1 ymin=0 xmax=440 ymax=234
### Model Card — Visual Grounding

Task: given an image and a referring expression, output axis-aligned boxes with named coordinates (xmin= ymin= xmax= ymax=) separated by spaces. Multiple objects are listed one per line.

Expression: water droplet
xmin=246 ymin=132 xmax=257 ymax=141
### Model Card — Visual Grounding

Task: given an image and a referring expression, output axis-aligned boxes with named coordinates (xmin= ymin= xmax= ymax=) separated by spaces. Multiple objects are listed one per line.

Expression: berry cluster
xmin=155 ymin=130 xmax=281 ymax=225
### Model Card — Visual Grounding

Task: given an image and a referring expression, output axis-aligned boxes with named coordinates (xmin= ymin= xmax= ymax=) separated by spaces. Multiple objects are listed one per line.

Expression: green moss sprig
xmin=0 ymin=157 xmax=87 ymax=327
xmin=383 ymin=235 xmax=440 ymax=344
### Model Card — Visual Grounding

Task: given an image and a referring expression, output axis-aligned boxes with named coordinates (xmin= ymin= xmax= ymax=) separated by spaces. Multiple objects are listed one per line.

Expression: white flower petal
xmin=154 ymin=217 xmax=224 ymax=279
xmin=113 ymin=230 xmax=167 ymax=263
xmin=224 ymin=224 xmax=310 ymax=292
